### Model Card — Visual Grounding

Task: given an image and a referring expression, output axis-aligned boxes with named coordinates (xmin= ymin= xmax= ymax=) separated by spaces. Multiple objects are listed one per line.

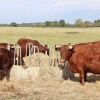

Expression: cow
xmin=0 ymin=43 xmax=14 ymax=53
xmin=17 ymin=38 xmax=50 ymax=57
xmin=0 ymin=48 xmax=14 ymax=81
xmin=0 ymin=43 xmax=25 ymax=65
xmin=55 ymin=41 xmax=100 ymax=85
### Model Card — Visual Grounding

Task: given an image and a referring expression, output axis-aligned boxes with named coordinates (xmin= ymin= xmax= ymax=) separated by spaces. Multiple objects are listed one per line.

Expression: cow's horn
xmin=7 ymin=44 xmax=10 ymax=51
xmin=68 ymin=45 xmax=73 ymax=49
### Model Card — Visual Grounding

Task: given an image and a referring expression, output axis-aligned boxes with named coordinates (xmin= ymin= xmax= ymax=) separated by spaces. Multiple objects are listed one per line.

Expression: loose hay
xmin=1 ymin=53 xmax=100 ymax=100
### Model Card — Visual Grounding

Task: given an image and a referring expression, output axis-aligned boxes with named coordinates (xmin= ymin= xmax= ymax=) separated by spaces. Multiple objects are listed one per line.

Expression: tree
xmin=84 ymin=21 xmax=93 ymax=27
xmin=94 ymin=20 xmax=100 ymax=27
xmin=59 ymin=20 xmax=65 ymax=27
xmin=45 ymin=21 xmax=50 ymax=27
xmin=53 ymin=21 xmax=59 ymax=27
xmin=75 ymin=19 xmax=84 ymax=27
xmin=10 ymin=22 xmax=18 ymax=27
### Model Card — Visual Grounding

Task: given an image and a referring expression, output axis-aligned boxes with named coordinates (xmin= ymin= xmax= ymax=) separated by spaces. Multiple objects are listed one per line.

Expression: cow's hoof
xmin=81 ymin=83 xmax=85 ymax=86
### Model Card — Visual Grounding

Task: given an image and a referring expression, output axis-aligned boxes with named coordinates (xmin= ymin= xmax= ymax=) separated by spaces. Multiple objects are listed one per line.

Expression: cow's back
xmin=17 ymin=38 xmax=39 ymax=46
xmin=17 ymin=38 xmax=49 ymax=57
xmin=69 ymin=41 xmax=100 ymax=73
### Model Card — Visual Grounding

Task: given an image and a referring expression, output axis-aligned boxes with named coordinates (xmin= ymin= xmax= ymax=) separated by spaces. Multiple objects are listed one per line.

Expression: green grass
xmin=0 ymin=27 xmax=100 ymax=48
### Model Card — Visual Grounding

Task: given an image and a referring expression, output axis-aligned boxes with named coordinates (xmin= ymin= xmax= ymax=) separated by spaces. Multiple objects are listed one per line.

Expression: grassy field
xmin=0 ymin=27 xmax=100 ymax=100
xmin=0 ymin=27 xmax=100 ymax=48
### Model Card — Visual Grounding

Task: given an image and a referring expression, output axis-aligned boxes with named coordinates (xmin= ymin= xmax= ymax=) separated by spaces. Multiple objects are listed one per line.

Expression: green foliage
xmin=45 ymin=21 xmax=59 ymax=27
xmin=59 ymin=20 xmax=65 ymax=27
xmin=94 ymin=20 xmax=100 ymax=27
xmin=0 ymin=19 xmax=100 ymax=27
xmin=45 ymin=21 xmax=50 ymax=27
xmin=10 ymin=22 xmax=18 ymax=27
xmin=84 ymin=21 xmax=93 ymax=27
xmin=75 ymin=19 xmax=84 ymax=27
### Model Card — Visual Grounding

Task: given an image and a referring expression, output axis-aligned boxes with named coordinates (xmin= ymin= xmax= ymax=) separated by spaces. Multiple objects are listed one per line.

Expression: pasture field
xmin=0 ymin=27 xmax=100 ymax=47
xmin=0 ymin=27 xmax=100 ymax=100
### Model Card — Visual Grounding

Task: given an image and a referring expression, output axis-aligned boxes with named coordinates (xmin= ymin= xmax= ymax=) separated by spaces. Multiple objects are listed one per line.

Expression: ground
xmin=0 ymin=75 xmax=100 ymax=100
xmin=0 ymin=53 xmax=100 ymax=100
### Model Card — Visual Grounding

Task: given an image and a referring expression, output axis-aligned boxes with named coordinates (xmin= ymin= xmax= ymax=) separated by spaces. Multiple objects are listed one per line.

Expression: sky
xmin=0 ymin=0 xmax=100 ymax=24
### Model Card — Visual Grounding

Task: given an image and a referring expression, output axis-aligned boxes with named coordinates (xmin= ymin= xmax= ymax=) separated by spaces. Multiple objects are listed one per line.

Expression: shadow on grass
xmin=60 ymin=65 xmax=100 ymax=83
xmin=65 ymin=32 xmax=80 ymax=34
xmin=63 ymin=70 xmax=100 ymax=83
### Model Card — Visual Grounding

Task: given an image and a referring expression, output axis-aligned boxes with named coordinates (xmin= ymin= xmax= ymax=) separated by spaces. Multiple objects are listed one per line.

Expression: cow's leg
xmin=0 ymin=70 xmax=2 ymax=80
xmin=80 ymin=70 xmax=85 ymax=85
xmin=84 ymin=71 xmax=87 ymax=82
xmin=4 ymin=66 xmax=9 ymax=81
xmin=78 ymin=66 xmax=85 ymax=85
xmin=5 ymin=70 xmax=9 ymax=81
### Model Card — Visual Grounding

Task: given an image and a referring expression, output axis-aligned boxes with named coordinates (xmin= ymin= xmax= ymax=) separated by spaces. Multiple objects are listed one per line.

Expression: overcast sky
xmin=0 ymin=0 xmax=100 ymax=23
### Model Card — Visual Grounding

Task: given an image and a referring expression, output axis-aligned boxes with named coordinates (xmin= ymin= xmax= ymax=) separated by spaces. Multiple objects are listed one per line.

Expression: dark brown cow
xmin=0 ymin=48 xmax=14 ymax=81
xmin=55 ymin=41 xmax=100 ymax=85
xmin=17 ymin=38 xmax=49 ymax=57
xmin=0 ymin=43 xmax=14 ymax=52
xmin=0 ymin=43 xmax=24 ymax=65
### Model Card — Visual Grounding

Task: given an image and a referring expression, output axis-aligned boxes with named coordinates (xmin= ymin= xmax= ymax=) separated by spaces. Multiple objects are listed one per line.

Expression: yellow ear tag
xmin=16 ymin=57 xmax=18 ymax=60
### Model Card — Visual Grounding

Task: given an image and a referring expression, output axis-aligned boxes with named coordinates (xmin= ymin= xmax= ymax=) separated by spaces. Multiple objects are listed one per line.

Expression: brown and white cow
xmin=0 ymin=48 xmax=14 ymax=81
xmin=55 ymin=41 xmax=100 ymax=85
xmin=17 ymin=38 xmax=50 ymax=57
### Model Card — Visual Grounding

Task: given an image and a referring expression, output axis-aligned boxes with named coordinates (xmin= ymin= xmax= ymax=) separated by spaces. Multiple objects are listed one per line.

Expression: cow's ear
xmin=7 ymin=44 xmax=10 ymax=51
xmin=68 ymin=45 xmax=73 ymax=50
xmin=55 ymin=45 xmax=61 ymax=51
xmin=55 ymin=47 xmax=61 ymax=51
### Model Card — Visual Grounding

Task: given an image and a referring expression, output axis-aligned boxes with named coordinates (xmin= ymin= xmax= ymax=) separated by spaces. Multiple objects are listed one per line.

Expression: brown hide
xmin=0 ymin=48 xmax=14 ymax=81
xmin=0 ymin=43 xmax=15 ymax=53
xmin=17 ymin=38 xmax=49 ymax=57
xmin=55 ymin=41 xmax=100 ymax=85
xmin=0 ymin=43 xmax=24 ymax=65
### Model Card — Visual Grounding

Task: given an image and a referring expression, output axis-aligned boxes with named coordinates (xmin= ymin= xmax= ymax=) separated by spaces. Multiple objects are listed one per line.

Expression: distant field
xmin=0 ymin=27 xmax=100 ymax=48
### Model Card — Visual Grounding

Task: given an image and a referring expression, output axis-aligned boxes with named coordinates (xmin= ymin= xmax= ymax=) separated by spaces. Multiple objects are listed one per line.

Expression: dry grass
xmin=0 ymin=53 xmax=100 ymax=100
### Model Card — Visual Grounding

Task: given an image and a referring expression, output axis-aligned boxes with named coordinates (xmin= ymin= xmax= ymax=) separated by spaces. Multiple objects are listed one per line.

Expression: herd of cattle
xmin=0 ymin=38 xmax=49 ymax=82
xmin=0 ymin=38 xmax=100 ymax=85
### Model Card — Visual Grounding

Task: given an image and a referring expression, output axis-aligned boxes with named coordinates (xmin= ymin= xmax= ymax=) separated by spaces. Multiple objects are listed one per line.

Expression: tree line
xmin=0 ymin=19 xmax=100 ymax=27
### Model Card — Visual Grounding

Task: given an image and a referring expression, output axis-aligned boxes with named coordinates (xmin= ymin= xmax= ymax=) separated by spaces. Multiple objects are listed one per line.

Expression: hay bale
xmin=27 ymin=67 xmax=39 ymax=81
xmin=10 ymin=53 xmax=73 ymax=82
xmin=10 ymin=65 xmax=39 ymax=81
xmin=10 ymin=65 xmax=28 ymax=79
xmin=23 ymin=53 xmax=49 ymax=67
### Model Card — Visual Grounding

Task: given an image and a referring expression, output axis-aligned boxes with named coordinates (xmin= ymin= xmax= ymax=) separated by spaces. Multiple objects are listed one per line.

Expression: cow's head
xmin=55 ymin=44 xmax=73 ymax=63
xmin=39 ymin=44 xmax=50 ymax=56
xmin=7 ymin=44 xmax=15 ymax=53
xmin=44 ymin=44 xmax=50 ymax=56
